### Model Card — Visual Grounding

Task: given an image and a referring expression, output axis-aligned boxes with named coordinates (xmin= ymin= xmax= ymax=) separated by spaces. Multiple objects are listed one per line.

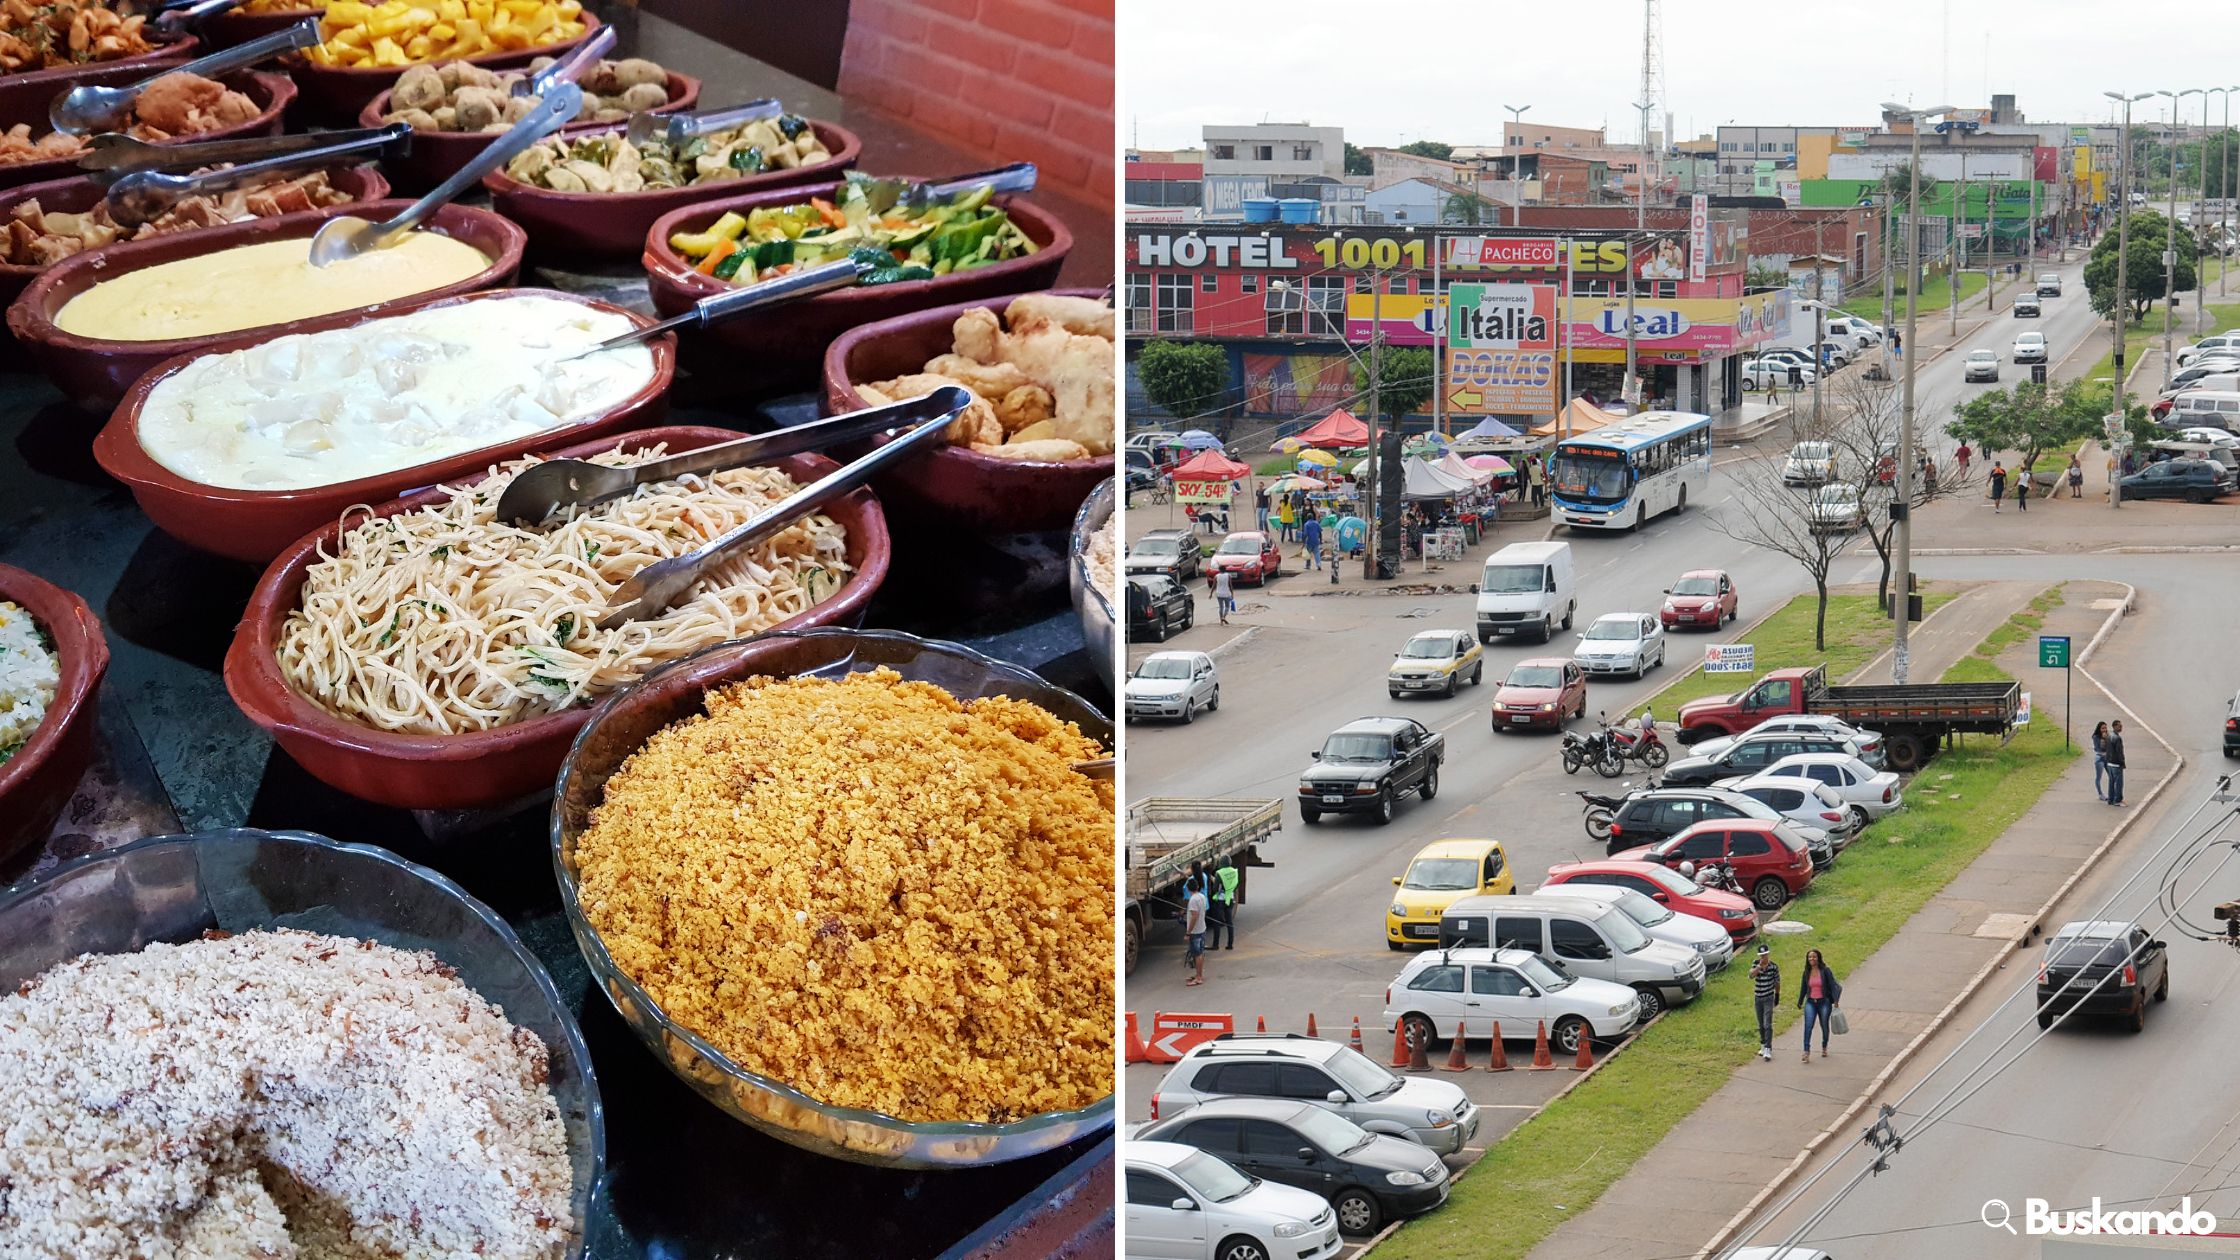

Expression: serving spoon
xmin=103 ymin=123 xmax=411 ymax=227
xmin=308 ymin=83 xmax=581 ymax=268
xmin=594 ymin=386 xmax=972 ymax=629
xmin=49 ymin=17 xmax=320 ymax=135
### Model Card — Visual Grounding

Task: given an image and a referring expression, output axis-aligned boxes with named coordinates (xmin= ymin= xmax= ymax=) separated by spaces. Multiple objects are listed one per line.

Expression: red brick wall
xmin=838 ymin=0 xmax=1114 ymax=208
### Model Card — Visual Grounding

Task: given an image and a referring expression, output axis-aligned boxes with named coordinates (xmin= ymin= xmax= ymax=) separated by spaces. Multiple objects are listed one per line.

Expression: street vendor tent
xmin=1294 ymin=408 xmax=1370 ymax=449
xmin=1434 ymin=452 xmax=1495 ymax=486
xmin=1457 ymin=416 xmax=1520 ymax=440
xmin=1463 ymin=453 xmax=1516 ymax=475
xmin=1169 ymin=448 xmax=1251 ymax=481
xmin=1402 ymin=457 xmax=1477 ymax=500
xmin=1295 ymin=449 xmax=1339 ymax=468
xmin=1177 ymin=429 xmax=1226 ymax=450
xmin=1530 ymin=399 xmax=1622 ymax=438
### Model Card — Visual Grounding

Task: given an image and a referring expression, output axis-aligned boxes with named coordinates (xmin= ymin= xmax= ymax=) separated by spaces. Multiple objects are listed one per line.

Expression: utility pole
xmin=1812 ymin=217 xmax=1826 ymax=434
xmin=2027 ymin=176 xmax=2037 ymax=287
xmin=1561 ymin=236 xmax=1576 ymax=437
xmin=1952 ymin=148 xmax=1966 ymax=337
xmin=1882 ymin=101 xmax=1955 ymax=684
xmin=1366 ymin=279 xmax=1382 ymax=580
xmin=2160 ymin=90 xmax=2199 ymax=391
xmin=2224 ymin=86 xmax=2235 ymax=300
xmin=1624 ymin=237 xmax=1640 ymax=409
xmin=1881 ymin=191 xmax=1896 ymax=380
xmin=2199 ymin=98 xmax=2214 ymax=337
xmin=2108 ymin=90 xmax=2150 ymax=511
xmin=1432 ymin=231 xmax=1445 ymax=436
xmin=1635 ymin=101 xmax=1652 ymax=229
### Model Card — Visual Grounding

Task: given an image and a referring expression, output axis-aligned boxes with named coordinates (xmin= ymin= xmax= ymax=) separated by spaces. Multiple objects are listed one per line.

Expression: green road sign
xmin=2039 ymin=635 xmax=2071 ymax=669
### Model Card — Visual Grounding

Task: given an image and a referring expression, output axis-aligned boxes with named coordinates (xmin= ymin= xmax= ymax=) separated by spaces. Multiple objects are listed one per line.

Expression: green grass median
xmin=1378 ymin=588 xmax=2076 ymax=1260
xmin=1637 ymin=589 xmax=1957 ymax=719
xmin=1840 ymin=271 xmax=1989 ymax=322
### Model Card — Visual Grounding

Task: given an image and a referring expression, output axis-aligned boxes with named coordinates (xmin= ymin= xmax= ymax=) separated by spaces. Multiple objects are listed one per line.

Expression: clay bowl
xmin=0 ymin=564 xmax=109 ymax=865
xmin=643 ymin=178 xmax=1070 ymax=377
xmin=7 ymin=198 xmax=524 ymax=410
xmin=284 ymin=10 xmax=602 ymax=121
xmin=0 ymin=160 xmax=388 ymax=312
xmin=0 ymin=38 xmax=196 ymax=102
xmin=93 ymin=287 xmax=676 ymax=563
xmin=0 ymin=67 xmax=292 ymax=193
xmin=361 ymin=69 xmax=700 ymax=195
xmin=821 ymin=289 xmax=1113 ymax=534
xmin=201 ymin=5 xmax=325 ymax=49
xmin=223 ymin=425 xmax=892 ymax=811
xmin=482 ymin=117 xmax=857 ymax=258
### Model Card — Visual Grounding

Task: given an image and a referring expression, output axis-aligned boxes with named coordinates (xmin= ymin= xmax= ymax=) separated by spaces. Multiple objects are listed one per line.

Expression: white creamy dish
xmin=136 ymin=294 xmax=658 ymax=491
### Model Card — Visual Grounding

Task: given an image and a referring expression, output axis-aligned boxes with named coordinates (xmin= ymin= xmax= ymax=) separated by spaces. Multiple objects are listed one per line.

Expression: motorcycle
xmin=1561 ymin=727 xmax=1624 ymax=778
xmin=1609 ymin=721 xmax=1669 ymax=769
xmin=1576 ymin=789 xmax=1627 ymax=841
xmin=1682 ymin=860 xmax=1744 ymax=896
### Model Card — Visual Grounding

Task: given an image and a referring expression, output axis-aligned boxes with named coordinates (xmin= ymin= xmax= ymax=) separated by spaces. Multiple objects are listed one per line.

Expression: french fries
xmin=306 ymin=0 xmax=585 ymax=67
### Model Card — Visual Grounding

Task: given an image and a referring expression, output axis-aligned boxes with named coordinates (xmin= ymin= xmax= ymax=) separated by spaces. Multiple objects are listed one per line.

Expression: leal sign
xmin=1133 ymin=233 xmax=1300 ymax=269
xmin=1595 ymin=306 xmax=1693 ymax=341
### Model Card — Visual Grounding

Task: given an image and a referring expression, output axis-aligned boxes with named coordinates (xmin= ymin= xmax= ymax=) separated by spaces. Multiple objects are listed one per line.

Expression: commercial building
xmin=1202 ymin=123 xmax=1346 ymax=179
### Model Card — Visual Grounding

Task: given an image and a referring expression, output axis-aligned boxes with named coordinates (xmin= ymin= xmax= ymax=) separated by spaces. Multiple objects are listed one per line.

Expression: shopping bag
xmin=1830 ymin=1008 xmax=1850 ymax=1036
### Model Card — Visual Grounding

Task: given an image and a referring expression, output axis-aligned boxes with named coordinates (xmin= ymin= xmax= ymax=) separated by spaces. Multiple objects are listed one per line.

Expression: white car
xmin=1963 ymin=349 xmax=2001 ymax=382
xmin=2012 ymin=331 xmax=2048 ymax=363
xmin=1537 ymin=883 xmax=1734 ymax=971
xmin=1573 ymin=613 xmax=1666 ymax=679
xmin=1126 ymin=651 xmax=1219 ymax=723
xmin=1716 ymin=773 xmax=1859 ymax=851
xmin=1782 ymin=441 xmax=1838 ymax=485
xmin=1124 ymin=1140 xmax=1343 ymax=1260
xmin=2176 ymin=427 xmax=2240 ymax=449
xmin=1693 ymin=715 xmax=1885 ymax=769
xmin=1742 ymin=358 xmax=1816 ymax=391
xmin=1766 ymin=751 xmax=1905 ymax=821
xmin=1383 ymin=947 xmax=1640 ymax=1056
xmin=1806 ymin=482 xmax=1865 ymax=533
xmin=2177 ymin=334 xmax=2240 ymax=367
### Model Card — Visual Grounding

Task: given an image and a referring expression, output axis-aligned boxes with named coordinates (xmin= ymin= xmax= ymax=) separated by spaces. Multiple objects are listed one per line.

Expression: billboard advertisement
xmin=1240 ymin=351 xmax=1354 ymax=417
xmin=1446 ymin=283 xmax=1559 ymax=415
xmin=1440 ymin=236 xmax=1562 ymax=269
xmin=1688 ymin=195 xmax=1709 ymax=282
xmin=1343 ymin=293 xmax=1443 ymax=345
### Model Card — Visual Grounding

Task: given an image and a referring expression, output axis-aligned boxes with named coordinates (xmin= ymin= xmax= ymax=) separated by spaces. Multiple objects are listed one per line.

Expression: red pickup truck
xmin=1676 ymin=665 xmax=2020 ymax=771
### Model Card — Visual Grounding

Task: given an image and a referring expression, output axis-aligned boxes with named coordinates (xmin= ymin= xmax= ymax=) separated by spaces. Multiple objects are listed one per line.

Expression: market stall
xmin=0 ymin=7 xmax=1117 ymax=1256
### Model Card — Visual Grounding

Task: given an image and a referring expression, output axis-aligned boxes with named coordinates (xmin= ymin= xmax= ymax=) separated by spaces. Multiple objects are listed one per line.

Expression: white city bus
xmin=1547 ymin=410 xmax=1714 ymax=532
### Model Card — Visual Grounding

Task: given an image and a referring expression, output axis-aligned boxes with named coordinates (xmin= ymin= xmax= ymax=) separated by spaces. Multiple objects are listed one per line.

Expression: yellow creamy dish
xmin=51 ymin=232 xmax=491 ymax=342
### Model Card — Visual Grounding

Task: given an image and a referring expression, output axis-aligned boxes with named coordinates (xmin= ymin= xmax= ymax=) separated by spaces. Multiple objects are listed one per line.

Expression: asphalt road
xmin=1122 ymin=252 xmax=2108 ymax=1126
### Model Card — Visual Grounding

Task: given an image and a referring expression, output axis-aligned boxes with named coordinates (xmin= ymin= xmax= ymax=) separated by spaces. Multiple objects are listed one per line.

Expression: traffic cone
xmin=1348 ymin=1016 xmax=1365 ymax=1055
xmin=1255 ymin=1014 xmax=1266 ymax=1033
xmin=1443 ymin=1022 xmax=1471 ymax=1071
xmin=1407 ymin=1026 xmax=1433 ymax=1072
xmin=1572 ymin=1029 xmax=1596 ymax=1072
xmin=1389 ymin=1023 xmax=1412 ymax=1069
xmin=1486 ymin=1022 xmax=1512 ymax=1072
xmin=1305 ymin=1013 xmax=1319 ymax=1039
xmin=1124 ymin=1011 xmax=1150 ymax=1065
xmin=1527 ymin=1020 xmax=1555 ymax=1070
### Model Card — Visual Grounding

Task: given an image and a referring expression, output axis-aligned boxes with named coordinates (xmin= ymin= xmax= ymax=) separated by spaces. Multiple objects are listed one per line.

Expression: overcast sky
xmin=1120 ymin=0 xmax=2240 ymax=152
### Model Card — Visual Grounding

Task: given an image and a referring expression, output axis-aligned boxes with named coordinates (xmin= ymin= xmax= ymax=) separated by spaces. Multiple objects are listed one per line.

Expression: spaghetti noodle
xmin=278 ymin=446 xmax=850 ymax=735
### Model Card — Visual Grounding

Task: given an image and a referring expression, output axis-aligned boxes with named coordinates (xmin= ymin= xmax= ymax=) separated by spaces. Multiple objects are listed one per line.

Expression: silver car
xmin=1782 ymin=441 xmax=1838 ymax=485
xmin=1963 ymin=349 xmax=2001 ymax=382
xmin=1152 ymin=1036 xmax=1480 ymax=1155
xmin=1573 ymin=613 xmax=1666 ymax=679
xmin=1125 ymin=650 xmax=1219 ymax=723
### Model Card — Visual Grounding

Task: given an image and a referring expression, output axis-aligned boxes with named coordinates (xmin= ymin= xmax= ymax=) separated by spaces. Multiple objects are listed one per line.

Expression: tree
xmin=1443 ymin=190 xmax=1484 ymax=225
xmin=1136 ymin=340 xmax=1228 ymax=427
xmin=1397 ymin=140 xmax=1456 ymax=162
xmin=1825 ymin=374 xmax=1932 ymax=609
xmin=1343 ymin=142 xmax=1373 ymax=176
xmin=1351 ymin=346 xmax=1434 ymax=420
xmin=2084 ymin=210 xmax=2197 ymax=321
xmin=1746 ymin=262 xmax=1790 ymax=292
xmin=1944 ymin=379 xmax=2101 ymax=474
xmin=1708 ymin=457 xmax=1852 ymax=651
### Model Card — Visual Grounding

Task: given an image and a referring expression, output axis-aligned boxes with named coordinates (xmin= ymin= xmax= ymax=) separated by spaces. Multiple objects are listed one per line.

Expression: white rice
xmin=0 ymin=601 xmax=58 ymax=764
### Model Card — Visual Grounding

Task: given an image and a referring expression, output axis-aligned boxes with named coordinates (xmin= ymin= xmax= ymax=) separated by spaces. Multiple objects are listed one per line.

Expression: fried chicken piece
xmin=951 ymin=306 xmax=1003 ymax=365
xmin=979 ymin=317 xmax=1116 ymax=457
xmin=996 ymin=384 xmax=1054 ymax=432
xmin=922 ymin=352 xmax=1031 ymax=400
xmin=1004 ymin=293 xmax=1114 ymax=341
xmin=134 ymin=73 xmax=258 ymax=137
xmin=971 ymin=437 xmax=1094 ymax=462
xmin=856 ymin=374 xmax=1004 ymax=447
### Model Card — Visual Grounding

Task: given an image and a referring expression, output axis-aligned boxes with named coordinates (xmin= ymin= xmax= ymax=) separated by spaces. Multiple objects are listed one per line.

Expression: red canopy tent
xmin=1293 ymin=408 xmax=1370 ymax=449
xmin=1169 ymin=448 xmax=1252 ymax=480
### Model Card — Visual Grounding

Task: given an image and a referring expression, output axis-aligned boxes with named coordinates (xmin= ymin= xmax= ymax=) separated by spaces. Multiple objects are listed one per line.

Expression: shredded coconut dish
xmin=0 ymin=600 xmax=59 ymax=766
xmin=0 ymin=928 xmax=574 ymax=1259
xmin=571 ymin=668 xmax=1115 ymax=1125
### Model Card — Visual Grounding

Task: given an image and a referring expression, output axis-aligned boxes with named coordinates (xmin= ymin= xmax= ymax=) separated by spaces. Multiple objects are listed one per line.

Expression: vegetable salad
xmin=667 ymin=174 xmax=1036 ymax=287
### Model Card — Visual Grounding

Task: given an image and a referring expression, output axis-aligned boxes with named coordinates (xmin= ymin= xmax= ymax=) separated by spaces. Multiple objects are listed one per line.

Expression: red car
xmin=1610 ymin=819 xmax=1814 ymax=911
xmin=1206 ymin=531 xmax=1281 ymax=585
xmin=1659 ymin=569 xmax=1737 ymax=631
xmin=1490 ymin=658 xmax=1586 ymax=731
xmin=1541 ymin=859 xmax=1760 ymax=943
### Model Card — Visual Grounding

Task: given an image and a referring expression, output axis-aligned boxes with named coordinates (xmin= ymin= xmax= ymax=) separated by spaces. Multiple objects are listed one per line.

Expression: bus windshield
xmin=1551 ymin=450 xmax=1633 ymax=503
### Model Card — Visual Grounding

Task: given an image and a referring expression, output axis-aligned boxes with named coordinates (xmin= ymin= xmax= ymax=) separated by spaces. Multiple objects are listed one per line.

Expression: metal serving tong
xmin=625 ymin=96 xmax=781 ymax=149
xmin=79 ymin=126 xmax=387 ymax=180
xmin=49 ymin=16 xmax=320 ymax=135
xmin=563 ymin=387 xmax=973 ymax=629
xmin=151 ymin=0 xmax=242 ymax=34
xmin=103 ymin=123 xmax=411 ymax=227
xmin=309 ymin=83 xmax=581 ymax=267
xmin=510 ymin=23 xmax=614 ymax=98
xmin=855 ymin=161 xmax=1038 ymax=216
xmin=561 ymin=254 xmax=873 ymax=363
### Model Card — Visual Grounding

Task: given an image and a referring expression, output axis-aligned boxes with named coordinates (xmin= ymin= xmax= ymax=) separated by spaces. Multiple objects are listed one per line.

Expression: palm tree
xmin=1442 ymin=190 xmax=1484 ymax=225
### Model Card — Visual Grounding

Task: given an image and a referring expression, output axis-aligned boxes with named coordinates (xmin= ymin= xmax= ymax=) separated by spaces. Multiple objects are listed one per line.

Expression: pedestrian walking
xmin=1988 ymin=461 xmax=2007 ymax=512
xmin=1797 ymin=948 xmax=1843 ymax=1061
xmin=1750 ymin=945 xmax=1781 ymax=1061
xmin=2014 ymin=469 xmax=2030 ymax=512
xmin=1528 ymin=458 xmax=1546 ymax=507
xmin=1301 ymin=513 xmax=1323 ymax=569
xmin=1276 ymin=493 xmax=1296 ymax=542
xmin=2104 ymin=720 xmax=2127 ymax=806
xmin=1255 ymin=484 xmax=1270 ymax=533
xmin=1212 ymin=859 xmax=1239 ymax=950
xmin=2067 ymin=453 xmax=2085 ymax=498
xmin=1891 ymin=328 xmax=1902 ymax=355
xmin=1211 ymin=568 xmax=1236 ymax=624
xmin=2091 ymin=720 xmax=2110 ymax=801
xmin=1955 ymin=442 xmax=1972 ymax=476
xmin=1183 ymin=875 xmax=1209 ymax=987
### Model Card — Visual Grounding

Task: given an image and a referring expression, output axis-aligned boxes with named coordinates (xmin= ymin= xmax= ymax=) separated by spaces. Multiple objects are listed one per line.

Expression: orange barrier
xmin=1348 ymin=1016 xmax=1365 ymax=1055
xmin=1305 ymin=1012 xmax=1319 ymax=1038
xmin=1527 ymin=1020 xmax=1555 ymax=1070
xmin=1572 ymin=1030 xmax=1596 ymax=1071
xmin=1124 ymin=1011 xmax=1151 ymax=1064
xmin=1486 ymin=1021 xmax=1512 ymax=1071
xmin=1143 ymin=1011 xmax=1235 ymax=1063
xmin=1389 ymin=1023 xmax=1411 ymax=1069
xmin=1255 ymin=1014 xmax=1266 ymax=1033
xmin=1443 ymin=1022 xmax=1471 ymax=1071
xmin=1407 ymin=1026 xmax=1432 ymax=1072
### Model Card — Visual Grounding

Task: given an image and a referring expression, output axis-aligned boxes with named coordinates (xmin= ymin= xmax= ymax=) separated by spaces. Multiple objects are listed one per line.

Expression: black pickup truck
xmin=1298 ymin=717 xmax=1445 ymax=825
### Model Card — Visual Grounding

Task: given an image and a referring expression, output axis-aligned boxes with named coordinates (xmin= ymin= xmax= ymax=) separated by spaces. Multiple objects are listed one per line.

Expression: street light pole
xmin=1366 ymin=278 xmax=1382 ymax=580
xmin=1882 ymin=102 xmax=1956 ymax=683
xmin=2159 ymin=89 xmax=2201 ymax=390
xmin=2225 ymin=86 xmax=2237 ymax=299
xmin=2108 ymin=90 xmax=2152 ymax=510
xmin=1951 ymin=147 xmax=1966 ymax=339
xmin=2200 ymin=91 xmax=2216 ymax=337
xmin=1634 ymin=100 xmax=1652 ymax=230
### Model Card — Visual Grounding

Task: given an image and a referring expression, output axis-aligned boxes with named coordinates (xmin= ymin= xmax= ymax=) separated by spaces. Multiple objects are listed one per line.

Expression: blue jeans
xmin=1801 ymin=998 xmax=1834 ymax=1050
xmin=2106 ymin=764 xmax=2125 ymax=803
xmin=2094 ymin=754 xmax=2107 ymax=799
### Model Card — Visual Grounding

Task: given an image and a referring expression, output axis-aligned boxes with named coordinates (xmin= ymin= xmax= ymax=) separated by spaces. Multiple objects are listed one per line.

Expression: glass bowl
xmin=1070 ymin=476 xmax=1119 ymax=689
xmin=0 ymin=828 xmax=606 ymax=1256
xmin=551 ymin=627 xmax=1116 ymax=1168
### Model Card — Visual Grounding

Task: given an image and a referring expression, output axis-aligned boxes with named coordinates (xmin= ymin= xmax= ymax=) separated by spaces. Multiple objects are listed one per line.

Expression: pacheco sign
xmin=1445 ymin=283 xmax=1558 ymax=415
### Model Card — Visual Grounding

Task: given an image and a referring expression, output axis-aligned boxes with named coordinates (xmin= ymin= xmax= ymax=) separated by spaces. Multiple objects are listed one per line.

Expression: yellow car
xmin=1387 ymin=629 xmax=1484 ymax=699
xmin=1386 ymin=838 xmax=1514 ymax=948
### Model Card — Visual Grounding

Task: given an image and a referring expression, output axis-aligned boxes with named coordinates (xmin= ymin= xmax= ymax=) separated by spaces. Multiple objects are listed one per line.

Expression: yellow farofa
xmin=573 ymin=668 xmax=1115 ymax=1124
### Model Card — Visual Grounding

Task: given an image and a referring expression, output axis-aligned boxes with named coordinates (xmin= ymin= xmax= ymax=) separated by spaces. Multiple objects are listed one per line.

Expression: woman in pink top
xmin=1797 ymin=948 xmax=1843 ymax=1061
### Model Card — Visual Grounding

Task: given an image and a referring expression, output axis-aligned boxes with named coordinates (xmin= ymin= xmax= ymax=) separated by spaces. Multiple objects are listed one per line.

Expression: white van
xmin=1436 ymin=892 xmax=1706 ymax=1019
xmin=2165 ymin=391 xmax=2240 ymax=428
xmin=1475 ymin=540 xmax=1576 ymax=644
xmin=1821 ymin=317 xmax=1877 ymax=349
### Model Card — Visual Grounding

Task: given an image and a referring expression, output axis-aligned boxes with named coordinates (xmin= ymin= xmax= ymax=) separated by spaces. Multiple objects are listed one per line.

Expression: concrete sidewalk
xmin=1526 ymin=580 xmax=2156 ymax=1260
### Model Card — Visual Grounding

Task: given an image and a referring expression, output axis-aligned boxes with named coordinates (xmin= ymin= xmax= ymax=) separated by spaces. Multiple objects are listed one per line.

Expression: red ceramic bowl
xmin=0 ymin=37 xmax=195 ymax=101
xmin=361 ymin=69 xmax=701 ymax=195
xmin=7 ymin=198 xmax=524 ymax=410
xmin=642 ymin=178 xmax=1071 ymax=373
xmin=821 ymin=288 xmax=1114 ymax=534
xmin=224 ymin=424 xmax=892 ymax=811
xmin=0 ymin=67 xmax=292 ymax=193
xmin=0 ymin=161 xmax=388 ymax=313
xmin=201 ymin=5 xmax=325 ymax=49
xmin=0 ymin=565 xmax=109 ymax=864
xmin=482 ymin=117 xmax=858 ymax=258
xmin=93 ymin=287 xmax=676 ymax=563
xmin=284 ymin=10 xmax=602 ymax=121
